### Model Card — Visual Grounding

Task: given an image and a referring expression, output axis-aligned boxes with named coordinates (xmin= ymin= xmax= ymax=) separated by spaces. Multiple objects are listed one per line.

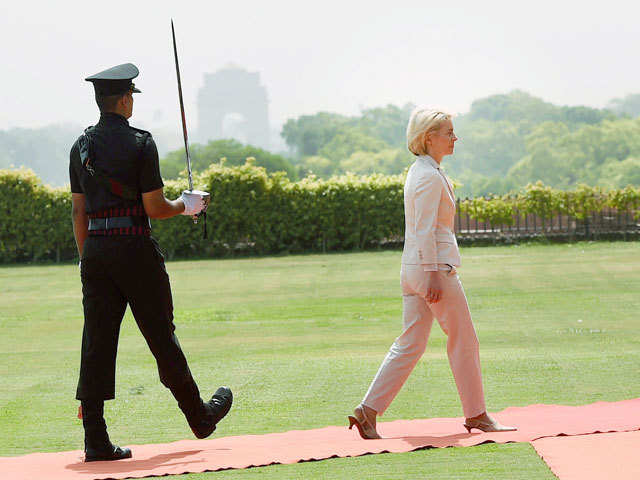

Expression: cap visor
xmin=132 ymin=86 xmax=141 ymax=93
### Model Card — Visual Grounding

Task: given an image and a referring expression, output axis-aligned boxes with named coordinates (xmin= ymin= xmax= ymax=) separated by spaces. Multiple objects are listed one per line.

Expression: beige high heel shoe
xmin=464 ymin=413 xmax=517 ymax=433
xmin=348 ymin=405 xmax=381 ymax=439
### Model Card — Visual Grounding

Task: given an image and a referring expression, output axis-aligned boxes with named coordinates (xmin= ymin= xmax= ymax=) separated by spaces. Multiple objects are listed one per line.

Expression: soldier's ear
xmin=120 ymin=92 xmax=132 ymax=106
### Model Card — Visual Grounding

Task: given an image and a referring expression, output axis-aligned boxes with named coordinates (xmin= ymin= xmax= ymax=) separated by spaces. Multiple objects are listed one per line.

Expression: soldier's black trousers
xmin=76 ymin=236 xmax=193 ymax=400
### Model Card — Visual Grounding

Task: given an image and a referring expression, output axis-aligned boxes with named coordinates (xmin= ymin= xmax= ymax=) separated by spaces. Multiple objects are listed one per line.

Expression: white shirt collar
xmin=417 ymin=154 xmax=441 ymax=170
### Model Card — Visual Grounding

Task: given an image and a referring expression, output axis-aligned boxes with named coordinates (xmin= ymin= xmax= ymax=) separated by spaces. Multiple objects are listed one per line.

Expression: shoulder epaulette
xmin=130 ymin=126 xmax=152 ymax=138
xmin=76 ymin=125 xmax=94 ymax=144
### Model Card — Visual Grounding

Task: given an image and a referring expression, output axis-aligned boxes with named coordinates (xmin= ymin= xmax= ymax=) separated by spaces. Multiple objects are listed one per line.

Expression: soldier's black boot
xmin=82 ymin=400 xmax=132 ymax=462
xmin=172 ymin=379 xmax=233 ymax=439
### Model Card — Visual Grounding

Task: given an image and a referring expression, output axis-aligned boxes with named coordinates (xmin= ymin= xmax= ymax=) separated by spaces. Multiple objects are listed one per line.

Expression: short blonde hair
xmin=406 ymin=108 xmax=452 ymax=156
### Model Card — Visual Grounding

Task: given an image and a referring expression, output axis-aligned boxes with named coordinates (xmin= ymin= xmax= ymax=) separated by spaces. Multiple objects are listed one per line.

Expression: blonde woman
xmin=348 ymin=108 xmax=515 ymax=439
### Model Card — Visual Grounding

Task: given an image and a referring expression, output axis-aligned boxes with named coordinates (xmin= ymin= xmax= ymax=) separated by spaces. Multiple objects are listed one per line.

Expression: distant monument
xmin=197 ymin=66 xmax=270 ymax=149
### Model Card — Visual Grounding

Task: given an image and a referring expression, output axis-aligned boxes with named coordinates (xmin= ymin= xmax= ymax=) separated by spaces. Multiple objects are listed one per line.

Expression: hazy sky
xmin=1 ymin=0 xmax=639 ymax=136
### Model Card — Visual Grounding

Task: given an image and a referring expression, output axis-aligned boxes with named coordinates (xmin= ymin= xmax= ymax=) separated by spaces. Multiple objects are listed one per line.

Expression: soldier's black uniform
xmin=70 ymin=63 xmax=231 ymax=462
xmin=69 ymin=111 xmax=195 ymax=401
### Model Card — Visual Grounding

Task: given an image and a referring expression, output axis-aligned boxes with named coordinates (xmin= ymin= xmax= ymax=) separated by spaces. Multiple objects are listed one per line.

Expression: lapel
xmin=418 ymin=156 xmax=455 ymax=203
xmin=440 ymin=170 xmax=455 ymax=202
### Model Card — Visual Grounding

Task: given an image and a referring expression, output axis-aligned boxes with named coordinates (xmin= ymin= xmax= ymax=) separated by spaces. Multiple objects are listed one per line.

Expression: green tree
xmin=0 ymin=125 xmax=80 ymax=187
xmin=468 ymin=90 xmax=615 ymax=127
xmin=299 ymin=155 xmax=334 ymax=177
xmin=448 ymin=119 xmax=525 ymax=177
xmin=281 ymin=105 xmax=413 ymax=158
xmin=279 ymin=91 xmax=639 ymax=188
xmin=607 ymin=93 xmax=640 ymax=118
xmin=599 ymin=157 xmax=640 ymax=188
xmin=160 ymin=139 xmax=297 ymax=180
xmin=507 ymin=122 xmax=574 ymax=188
xmin=356 ymin=104 xmax=414 ymax=148
xmin=453 ymin=169 xmax=518 ymax=198
xmin=318 ymin=128 xmax=388 ymax=163
xmin=340 ymin=148 xmax=412 ymax=176
xmin=281 ymin=112 xmax=350 ymax=156
xmin=505 ymin=118 xmax=640 ymax=189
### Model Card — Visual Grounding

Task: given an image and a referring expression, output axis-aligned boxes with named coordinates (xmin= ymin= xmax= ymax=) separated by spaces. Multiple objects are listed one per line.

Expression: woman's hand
xmin=425 ymin=271 xmax=443 ymax=303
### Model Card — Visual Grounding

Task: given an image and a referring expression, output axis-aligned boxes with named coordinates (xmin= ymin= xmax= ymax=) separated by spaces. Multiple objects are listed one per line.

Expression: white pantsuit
xmin=361 ymin=155 xmax=486 ymax=419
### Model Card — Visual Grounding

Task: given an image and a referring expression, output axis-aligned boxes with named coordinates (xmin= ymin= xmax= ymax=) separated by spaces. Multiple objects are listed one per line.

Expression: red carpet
xmin=2 ymin=398 xmax=639 ymax=480
xmin=533 ymin=431 xmax=640 ymax=480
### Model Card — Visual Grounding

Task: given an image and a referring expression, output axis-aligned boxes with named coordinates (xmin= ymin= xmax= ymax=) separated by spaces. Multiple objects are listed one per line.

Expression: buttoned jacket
xmin=401 ymin=155 xmax=461 ymax=267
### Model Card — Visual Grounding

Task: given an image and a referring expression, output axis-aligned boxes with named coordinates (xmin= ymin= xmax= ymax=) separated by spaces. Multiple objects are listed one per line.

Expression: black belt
xmin=88 ymin=216 xmax=151 ymax=231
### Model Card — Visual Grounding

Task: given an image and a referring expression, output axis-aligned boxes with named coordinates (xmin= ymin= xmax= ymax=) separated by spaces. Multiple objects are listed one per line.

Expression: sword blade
xmin=171 ymin=19 xmax=194 ymax=192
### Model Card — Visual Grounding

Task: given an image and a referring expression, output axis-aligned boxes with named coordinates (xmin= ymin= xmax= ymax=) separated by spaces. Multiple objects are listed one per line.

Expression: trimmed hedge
xmin=0 ymin=168 xmax=74 ymax=262
xmin=155 ymin=160 xmax=405 ymax=258
xmin=1 ymin=164 xmax=639 ymax=263
xmin=458 ymin=182 xmax=640 ymax=225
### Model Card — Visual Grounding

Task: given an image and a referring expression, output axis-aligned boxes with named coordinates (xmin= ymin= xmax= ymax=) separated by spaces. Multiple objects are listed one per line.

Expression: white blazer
xmin=401 ymin=155 xmax=461 ymax=267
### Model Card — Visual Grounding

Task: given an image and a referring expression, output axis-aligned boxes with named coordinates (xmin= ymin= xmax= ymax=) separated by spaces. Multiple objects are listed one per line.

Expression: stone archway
xmin=196 ymin=67 xmax=270 ymax=149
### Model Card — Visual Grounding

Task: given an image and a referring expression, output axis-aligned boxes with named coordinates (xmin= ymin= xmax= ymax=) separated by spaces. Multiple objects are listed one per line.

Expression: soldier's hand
xmin=181 ymin=190 xmax=207 ymax=216
xmin=198 ymin=190 xmax=211 ymax=212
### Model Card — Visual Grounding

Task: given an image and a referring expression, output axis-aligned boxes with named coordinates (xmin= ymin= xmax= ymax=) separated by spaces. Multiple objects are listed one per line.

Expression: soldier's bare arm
xmin=71 ymin=193 xmax=89 ymax=256
xmin=142 ymin=188 xmax=186 ymax=219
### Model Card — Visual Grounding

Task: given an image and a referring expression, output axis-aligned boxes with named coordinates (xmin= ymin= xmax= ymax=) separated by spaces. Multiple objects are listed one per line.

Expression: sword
xmin=171 ymin=19 xmax=208 ymax=224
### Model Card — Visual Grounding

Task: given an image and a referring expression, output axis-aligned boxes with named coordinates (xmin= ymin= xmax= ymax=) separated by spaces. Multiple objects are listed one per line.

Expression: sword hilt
xmin=188 ymin=190 xmax=210 ymax=224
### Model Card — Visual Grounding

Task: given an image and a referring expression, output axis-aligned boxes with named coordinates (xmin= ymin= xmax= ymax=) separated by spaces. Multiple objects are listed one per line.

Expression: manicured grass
xmin=1 ymin=241 xmax=638 ymax=479
xmin=168 ymin=443 xmax=554 ymax=479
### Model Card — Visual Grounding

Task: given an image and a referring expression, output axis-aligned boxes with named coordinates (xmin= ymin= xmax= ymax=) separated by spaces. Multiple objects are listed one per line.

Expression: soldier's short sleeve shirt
xmin=68 ymin=113 xmax=165 ymax=212
xmin=138 ymin=135 xmax=164 ymax=193
xmin=69 ymin=142 xmax=83 ymax=194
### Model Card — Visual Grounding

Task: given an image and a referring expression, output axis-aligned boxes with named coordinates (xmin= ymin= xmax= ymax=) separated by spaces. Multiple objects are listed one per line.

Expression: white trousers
xmin=361 ymin=264 xmax=486 ymax=419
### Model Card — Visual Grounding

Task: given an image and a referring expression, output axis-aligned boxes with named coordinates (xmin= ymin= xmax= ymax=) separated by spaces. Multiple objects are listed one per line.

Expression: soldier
xmin=69 ymin=63 xmax=232 ymax=462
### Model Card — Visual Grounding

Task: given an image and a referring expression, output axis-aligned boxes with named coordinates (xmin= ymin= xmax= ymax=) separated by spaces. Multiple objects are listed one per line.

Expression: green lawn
xmin=1 ymin=241 xmax=639 ymax=479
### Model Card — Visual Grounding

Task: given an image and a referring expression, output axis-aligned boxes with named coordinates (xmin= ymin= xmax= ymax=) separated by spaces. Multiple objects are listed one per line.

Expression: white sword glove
xmin=181 ymin=190 xmax=209 ymax=216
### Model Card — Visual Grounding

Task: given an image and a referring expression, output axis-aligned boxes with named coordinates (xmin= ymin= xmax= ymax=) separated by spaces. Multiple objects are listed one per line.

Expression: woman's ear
xmin=422 ymin=132 xmax=431 ymax=152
